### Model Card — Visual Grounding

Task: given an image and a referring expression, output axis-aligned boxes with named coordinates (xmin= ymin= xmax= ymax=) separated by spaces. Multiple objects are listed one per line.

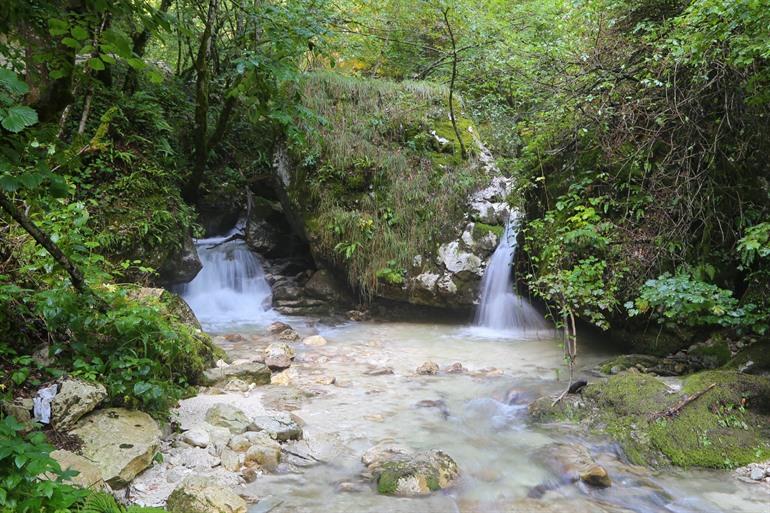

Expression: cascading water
xmin=176 ymin=227 xmax=274 ymax=329
xmin=474 ymin=214 xmax=548 ymax=332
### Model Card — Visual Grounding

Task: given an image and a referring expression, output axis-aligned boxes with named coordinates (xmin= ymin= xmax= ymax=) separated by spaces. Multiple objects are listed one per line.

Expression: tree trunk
xmin=0 ymin=191 xmax=87 ymax=294
xmin=442 ymin=8 xmax=466 ymax=159
xmin=124 ymin=0 xmax=174 ymax=95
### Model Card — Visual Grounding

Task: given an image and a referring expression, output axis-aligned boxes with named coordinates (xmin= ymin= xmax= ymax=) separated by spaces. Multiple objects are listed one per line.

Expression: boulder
xmin=205 ymin=404 xmax=252 ymax=434
xmin=278 ymin=329 xmax=301 ymax=342
xmin=251 ymin=412 xmax=303 ymax=441
xmin=219 ymin=447 xmax=243 ymax=472
xmin=302 ymin=335 xmax=328 ymax=346
xmin=51 ymin=379 xmax=107 ymax=431
xmin=535 ymin=443 xmax=611 ymax=488
xmin=202 ymin=362 xmax=271 ymax=387
xmin=158 ymin=233 xmax=203 ymax=285
xmin=72 ymin=408 xmax=161 ymax=488
xmin=268 ymin=321 xmax=292 ymax=334
xmin=437 ymin=241 xmax=483 ymax=276
xmin=50 ymin=449 xmax=107 ymax=490
xmin=166 ymin=476 xmax=247 ymax=513
xmin=364 ymin=447 xmax=460 ymax=497
xmin=264 ymin=343 xmax=295 ymax=370
xmin=304 ymin=269 xmax=349 ymax=303
xmin=243 ymin=432 xmax=282 ymax=471
xmin=416 ymin=362 xmax=439 ymax=375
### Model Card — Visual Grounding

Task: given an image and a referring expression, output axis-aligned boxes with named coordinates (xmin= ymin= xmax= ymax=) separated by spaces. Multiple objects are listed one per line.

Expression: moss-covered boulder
xmin=166 ymin=476 xmax=246 ymax=513
xmin=540 ymin=370 xmax=770 ymax=468
xmin=362 ymin=444 xmax=459 ymax=496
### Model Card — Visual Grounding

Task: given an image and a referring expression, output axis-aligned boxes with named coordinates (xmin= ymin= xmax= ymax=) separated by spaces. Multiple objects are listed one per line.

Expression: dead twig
xmin=649 ymin=383 xmax=716 ymax=421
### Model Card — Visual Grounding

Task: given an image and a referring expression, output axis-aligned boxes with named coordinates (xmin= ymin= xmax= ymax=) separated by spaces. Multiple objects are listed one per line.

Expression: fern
xmin=79 ymin=492 xmax=124 ymax=513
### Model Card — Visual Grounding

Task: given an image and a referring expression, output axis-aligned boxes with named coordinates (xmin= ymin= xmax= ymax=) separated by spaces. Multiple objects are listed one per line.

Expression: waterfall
xmin=474 ymin=215 xmax=547 ymax=332
xmin=176 ymin=227 xmax=274 ymax=329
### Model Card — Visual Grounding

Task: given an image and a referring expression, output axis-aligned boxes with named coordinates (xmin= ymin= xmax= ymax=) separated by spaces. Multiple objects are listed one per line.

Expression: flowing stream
xmin=474 ymin=214 xmax=548 ymax=334
xmin=175 ymin=229 xmax=765 ymax=513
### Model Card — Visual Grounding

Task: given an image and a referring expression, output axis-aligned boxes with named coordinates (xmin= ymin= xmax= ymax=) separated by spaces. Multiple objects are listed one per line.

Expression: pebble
xmin=416 ymin=361 xmax=439 ymax=375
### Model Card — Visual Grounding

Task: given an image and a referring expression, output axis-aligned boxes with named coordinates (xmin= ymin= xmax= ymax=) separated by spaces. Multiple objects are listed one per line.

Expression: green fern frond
xmin=79 ymin=492 xmax=124 ymax=513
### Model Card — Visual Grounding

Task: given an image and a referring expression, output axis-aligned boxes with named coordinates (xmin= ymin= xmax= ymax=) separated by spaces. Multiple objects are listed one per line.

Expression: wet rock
xmin=264 ymin=343 xmax=295 ymax=370
xmin=182 ymin=428 xmax=210 ymax=448
xmin=271 ymin=368 xmax=298 ymax=386
xmin=437 ymin=241 xmax=483 ymax=276
xmin=220 ymin=447 xmax=243 ymax=472
xmin=268 ymin=321 xmax=292 ymax=334
xmin=527 ymin=394 xmax=585 ymax=421
xmin=49 ymin=449 xmax=107 ymax=490
xmin=202 ymin=362 xmax=271 ymax=387
xmin=244 ymin=433 xmax=282 ymax=471
xmin=72 ymin=407 xmax=161 ymax=488
xmin=302 ymin=335 xmax=327 ymax=346
xmin=166 ymin=476 xmax=247 ymax=513
xmin=347 ymin=310 xmax=370 ymax=321
xmin=278 ymin=329 xmax=301 ymax=342
xmin=364 ymin=366 xmax=394 ymax=376
xmin=364 ymin=445 xmax=460 ymax=497
xmin=416 ymin=361 xmax=439 ymax=375
xmin=205 ymin=404 xmax=252 ymax=434
xmin=158 ymin=233 xmax=203 ymax=285
xmin=445 ymin=362 xmax=466 ymax=374
xmin=51 ymin=378 xmax=107 ymax=431
xmin=535 ymin=443 xmax=611 ymax=488
xmin=503 ymin=388 xmax=531 ymax=406
xmin=241 ymin=466 xmax=259 ymax=483
xmin=251 ymin=412 xmax=303 ymax=441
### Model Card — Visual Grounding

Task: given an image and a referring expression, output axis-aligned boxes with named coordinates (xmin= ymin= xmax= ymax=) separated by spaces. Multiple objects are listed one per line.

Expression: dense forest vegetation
xmin=1 ymin=0 xmax=769 ymax=511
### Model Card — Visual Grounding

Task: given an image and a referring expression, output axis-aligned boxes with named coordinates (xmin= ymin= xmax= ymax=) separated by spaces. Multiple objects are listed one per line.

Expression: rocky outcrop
xmin=362 ymin=443 xmax=459 ymax=496
xmin=205 ymin=404 xmax=252 ymax=434
xmin=72 ymin=408 xmax=161 ymax=488
xmin=166 ymin=476 xmax=247 ymax=513
xmin=51 ymin=379 xmax=107 ymax=431
xmin=49 ymin=449 xmax=107 ymax=490
xmin=158 ymin=232 xmax=202 ymax=285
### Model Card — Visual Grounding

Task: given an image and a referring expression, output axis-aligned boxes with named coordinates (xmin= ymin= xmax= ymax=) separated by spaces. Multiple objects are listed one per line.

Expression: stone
xmin=364 ymin=446 xmax=460 ymax=497
xmin=49 ymin=449 xmax=107 ymax=490
xmin=445 ymin=362 xmax=466 ymax=374
xmin=437 ymin=274 xmax=458 ymax=295
xmin=223 ymin=379 xmax=251 ymax=393
xmin=158 ymin=233 xmax=203 ymax=285
xmin=437 ymin=241 xmax=483 ymax=276
xmin=278 ymin=329 xmax=301 ymax=342
xmin=72 ymin=408 xmax=161 ymax=488
xmin=302 ymin=335 xmax=328 ymax=346
xmin=413 ymin=272 xmax=440 ymax=292
xmin=1 ymin=397 xmax=33 ymax=423
xmin=182 ymin=428 xmax=210 ymax=448
xmin=416 ymin=361 xmax=439 ymax=375
xmin=244 ymin=433 xmax=282 ymax=471
xmin=271 ymin=367 xmax=298 ymax=386
xmin=206 ymin=425 xmax=233 ymax=454
xmin=250 ymin=412 xmax=303 ymax=441
xmin=171 ymin=447 xmax=220 ymax=470
xmin=202 ymin=362 xmax=271 ymax=387
xmin=220 ymin=448 xmax=243 ymax=472
xmin=268 ymin=321 xmax=292 ymax=334
xmin=241 ymin=466 xmax=259 ymax=483
xmin=205 ymin=404 xmax=252 ymax=434
xmin=750 ymin=466 xmax=766 ymax=481
xmin=304 ymin=269 xmax=349 ymax=303
xmin=535 ymin=443 xmax=611 ymax=488
xmin=264 ymin=343 xmax=295 ymax=370
xmin=364 ymin=366 xmax=394 ymax=376
xmin=580 ymin=464 xmax=612 ymax=487
xmin=50 ymin=379 xmax=107 ymax=431
xmin=166 ymin=476 xmax=247 ymax=513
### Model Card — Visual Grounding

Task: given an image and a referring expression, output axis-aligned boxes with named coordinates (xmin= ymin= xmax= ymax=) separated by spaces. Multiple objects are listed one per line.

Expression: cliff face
xmin=271 ymin=72 xmax=516 ymax=309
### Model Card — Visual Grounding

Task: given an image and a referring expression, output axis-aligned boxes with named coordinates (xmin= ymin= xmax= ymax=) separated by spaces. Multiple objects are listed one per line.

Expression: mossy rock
xmin=473 ymin=222 xmax=504 ymax=239
xmin=688 ymin=336 xmax=732 ymax=368
xmin=373 ymin=450 xmax=459 ymax=497
xmin=725 ymin=340 xmax=770 ymax=374
xmin=576 ymin=371 xmax=770 ymax=468
xmin=598 ymin=354 xmax=662 ymax=375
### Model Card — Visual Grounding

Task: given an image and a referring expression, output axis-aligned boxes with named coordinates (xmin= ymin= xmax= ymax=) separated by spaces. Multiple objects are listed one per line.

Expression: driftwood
xmin=205 ymin=232 xmax=244 ymax=249
xmin=649 ymin=383 xmax=716 ymax=421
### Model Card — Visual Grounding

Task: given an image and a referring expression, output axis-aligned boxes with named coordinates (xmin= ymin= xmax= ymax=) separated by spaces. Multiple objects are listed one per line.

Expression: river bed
xmin=192 ymin=318 xmax=767 ymax=513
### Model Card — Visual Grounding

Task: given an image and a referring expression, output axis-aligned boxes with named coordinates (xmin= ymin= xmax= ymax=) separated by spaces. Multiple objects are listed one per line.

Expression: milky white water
xmin=203 ymin=321 xmax=768 ymax=513
xmin=176 ymin=231 xmax=275 ymax=330
xmin=474 ymin=215 xmax=549 ymax=334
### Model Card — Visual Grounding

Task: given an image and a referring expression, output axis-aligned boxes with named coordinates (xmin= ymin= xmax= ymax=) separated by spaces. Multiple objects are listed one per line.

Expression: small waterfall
xmin=474 ymin=215 xmax=547 ymax=332
xmin=177 ymin=227 xmax=274 ymax=328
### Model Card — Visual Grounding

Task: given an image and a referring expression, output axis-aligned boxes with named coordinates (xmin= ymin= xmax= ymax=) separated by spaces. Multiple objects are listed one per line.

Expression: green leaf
xmin=71 ymin=25 xmax=89 ymax=41
xmin=1 ymin=106 xmax=38 ymax=133
xmin=0 ymin=69 xmax=29 ymax=95
xmin=88 ymin=58 xmax=105 ymax=71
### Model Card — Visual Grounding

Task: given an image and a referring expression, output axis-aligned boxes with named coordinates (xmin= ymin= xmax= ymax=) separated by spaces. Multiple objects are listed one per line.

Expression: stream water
xmin=176 ymin=235 xmax=766 ymax=513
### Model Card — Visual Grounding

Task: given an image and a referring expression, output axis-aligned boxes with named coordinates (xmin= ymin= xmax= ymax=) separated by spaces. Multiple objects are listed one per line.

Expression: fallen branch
xmin=649 ymin=383 xmax=716 ymax=421
xmin=205 ymin=232 xmax=244 ymax=249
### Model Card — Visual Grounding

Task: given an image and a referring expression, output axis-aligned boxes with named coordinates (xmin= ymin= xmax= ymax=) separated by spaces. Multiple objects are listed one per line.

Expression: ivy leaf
xmin=1 ymin=106 xmax=38 ymax=133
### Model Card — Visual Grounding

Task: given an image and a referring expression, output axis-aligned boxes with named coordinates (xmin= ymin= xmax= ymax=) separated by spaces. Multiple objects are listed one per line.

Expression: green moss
xmin=597 ymin=354 xmax=661 ymax=374
xmin=689 ymin=337 xmax=732 ymax=367
xmin=473 ymin=222 xmax=504 ymax=239
xmin=377 ymin=462 xmax=408 ymax=495
xmin=575 ymin=371 xmax=770 ymax=468
xmin=725 ymin=341 xmax=770 ymax=373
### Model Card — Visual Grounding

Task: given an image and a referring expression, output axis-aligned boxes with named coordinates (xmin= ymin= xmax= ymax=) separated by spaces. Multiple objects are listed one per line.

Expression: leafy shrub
xmin=0 ymin=416 xmax=87 ymax=513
